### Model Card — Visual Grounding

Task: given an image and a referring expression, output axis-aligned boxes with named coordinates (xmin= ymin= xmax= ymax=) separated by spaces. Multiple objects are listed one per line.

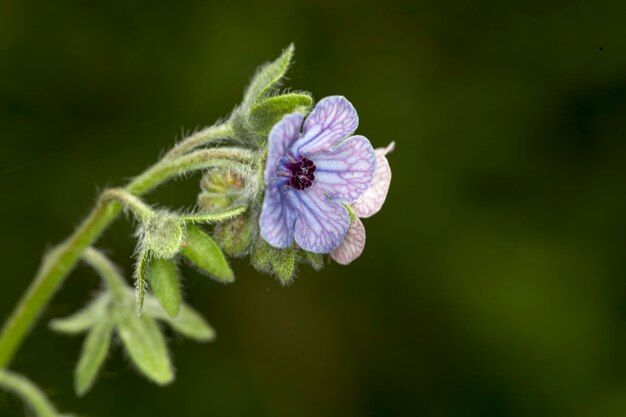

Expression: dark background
xmin=1 ymin=0 xmax=626 ymax=416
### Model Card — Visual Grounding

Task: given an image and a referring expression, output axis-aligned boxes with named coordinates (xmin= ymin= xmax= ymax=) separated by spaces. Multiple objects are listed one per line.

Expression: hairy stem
xmin=0 ymin=146 xmax=255 ymax=368
xmin=163 ymin=122 xmax=234 ymax=160
xmin=101 ymin=189 xmax=154 ymax=222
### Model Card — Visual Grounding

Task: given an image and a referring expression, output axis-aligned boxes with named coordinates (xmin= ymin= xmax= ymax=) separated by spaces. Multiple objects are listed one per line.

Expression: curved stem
xmin=102 ymin=188 xmax=154 ymax=222
xmin=163 ymin=122 xmax=234 ymax=161
xmin=0 ymin=369 xmax=65 ymax=417
xmin=0 ymin=147 xmax=256 ymax=368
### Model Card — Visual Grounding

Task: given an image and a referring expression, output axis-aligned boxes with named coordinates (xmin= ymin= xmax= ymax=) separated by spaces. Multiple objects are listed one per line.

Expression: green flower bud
xmin=198 ymin=169 xmax=246 ymax=212
xmin=214 ymin=214 xmax=254 ymax=258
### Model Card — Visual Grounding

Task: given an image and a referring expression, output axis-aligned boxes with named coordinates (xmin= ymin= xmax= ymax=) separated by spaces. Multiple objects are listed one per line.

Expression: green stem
xmin=0 ymin=369 xmax=64 ymax=417
xmin=82 ymin=247 xmax=129 ymax=301
xmin=0 ymin=146 xmax=255 ymax=368
xmin=101 ymin=188 xmax=154 ymax=222
xmin=163 ymin=122 xmax=234 ymax=161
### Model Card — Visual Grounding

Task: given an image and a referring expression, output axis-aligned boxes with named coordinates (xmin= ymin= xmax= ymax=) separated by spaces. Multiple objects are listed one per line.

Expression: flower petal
xmin=260 ymin=185 xmax=296 ymax=248
xmin=352 ymin=142 xmax=394 ymax=218
xmin=313 ymin=135 xmax=376 ymax=203
xmin=292 ymin=96 xmax=359 ymax=156
xmin=264 ymin=113 xmax=303 ymax=184
xmin=286 ymin=188 xmax=350 ymax=253
xmin=330 ymin=217 xmax=366 ymax=265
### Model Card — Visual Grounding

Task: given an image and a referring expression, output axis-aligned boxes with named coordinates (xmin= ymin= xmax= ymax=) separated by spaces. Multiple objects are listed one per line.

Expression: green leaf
xmin=145 ymin=298 xmax=216 ymax=342
xmin=134 ymin=247 xmax=149 ymax=315
xmin=249 ymin=93 xmax=313 ymax=135
xmin=49 ymin=293 xmax=110 ymax=334
xmin=75 ymin=317 xmax=114 ymax=396
xmin=0 ymin=369 xmax=73 ymax=417
xmin=146 ymin=257 xmax=181 ymax=318
xmin=303 ymin=251 xmax=326 ymax=271
xmin=241 ymin=43 xmax=294 ymax=110
xmin=180 ymin=224 xmax=234 ymax=283
xmin=116 ymin=309 xmax=174 ymax=385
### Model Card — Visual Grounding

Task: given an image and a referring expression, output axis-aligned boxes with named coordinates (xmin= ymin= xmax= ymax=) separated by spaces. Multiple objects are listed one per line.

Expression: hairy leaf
xmin=250 ymin=93 xmax=313 ymax=136
xmin=116 ymin=309 xmax=174 ymax=385
xmin=241 ymin=44 xmax=294 ymax=110
xmin=49 ymin=293 xmax=110 ymax=334
xmin=146 ymin=257 xmax=181 ymax=318
xmin=75 ymin=317 xmax=114 ymax=396
xmin=134 ymin=247 xmax=149 ymax=315
xmin=145 ymin=298 xmax=215 ymax=342
xmin=180 ymin=224 xmax=234 ymax=283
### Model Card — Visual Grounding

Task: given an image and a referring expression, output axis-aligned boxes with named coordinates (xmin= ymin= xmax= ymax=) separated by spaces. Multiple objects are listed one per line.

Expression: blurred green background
xmin=1 ymin=0 xmax=626 ymax=416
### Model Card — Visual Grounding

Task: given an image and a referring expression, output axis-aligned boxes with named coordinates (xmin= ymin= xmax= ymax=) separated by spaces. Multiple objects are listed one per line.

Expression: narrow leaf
xmin=75 ymin=317 xmax=114 ymax=396
xmin=0 ymin=369 xmax=72 ymax=417
xmin=180 ymin=224 xmax=234 ymax=283
xmin=250 ymin=93 xmax=313 ymax=135
xmin=145 ymin=298 xmax=216 ymax=342
xmin=134 ymin=247 xmax=149 ymax=315
xmin=49 ymin=293 xmax=110 ymax=335
xmin=116 ymin=309 xmax=174 ymax=385
xmin=146 ymin=258 xmax=181 ymax=318
xmin=242 ymin=44 xmax=294 ymax=109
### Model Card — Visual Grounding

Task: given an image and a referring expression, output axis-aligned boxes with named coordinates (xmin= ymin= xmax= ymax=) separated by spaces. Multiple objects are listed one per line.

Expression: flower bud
xmin=198 ymin=169 xmax=246 ymax=212
xmin=214 ymin=214 xmax=254 ymax=258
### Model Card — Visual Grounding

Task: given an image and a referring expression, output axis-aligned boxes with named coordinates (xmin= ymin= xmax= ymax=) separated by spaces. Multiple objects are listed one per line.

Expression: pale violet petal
xmin=352 ymin=142 xmax=394 ymax=218
xmin=285 ymin=188 xmax=350 ymax=253
xmin=291 ymin=96 xmax=358 ymax=156
xmin=265 ymin=113 xmax=303 ymax=184
xmin=313 ymin=135 xmax=376 ymax=203
xmin=260 ymin=185 xmax=296 ymax=248
xmin=330 ymin=217 xmax=366 ymax=265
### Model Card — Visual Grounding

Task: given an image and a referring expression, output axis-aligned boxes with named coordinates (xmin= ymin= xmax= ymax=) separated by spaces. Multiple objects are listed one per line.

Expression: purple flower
xmin=259 ymin=96 xmax=377 ymax=253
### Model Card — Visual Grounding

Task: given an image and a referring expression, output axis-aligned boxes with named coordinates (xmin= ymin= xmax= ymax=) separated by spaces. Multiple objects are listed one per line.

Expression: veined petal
xmin=260 ymin=185 xmax=296 ymax=248
xmin=352 ymin=142 xmax=394 ymax=218
xmin=330 ymin=217 xmax=366 ymax=265
xmin=313 ymin=135 xmax=376 ymax=203
xmin=265 ymin=113 xmax=303 ymax=184
xmin=286 ymin=188 xmax=350 ymax=253
xmin=292 ymin=96 xmax=358 ymax=156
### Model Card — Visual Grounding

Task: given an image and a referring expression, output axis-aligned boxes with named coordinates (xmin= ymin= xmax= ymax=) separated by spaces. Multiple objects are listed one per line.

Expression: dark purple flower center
xmin=285 ymin=157 xmax=316 ymax=190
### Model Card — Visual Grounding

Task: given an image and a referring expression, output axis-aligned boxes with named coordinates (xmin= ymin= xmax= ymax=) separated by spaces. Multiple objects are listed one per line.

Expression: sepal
xmin=251 ymin=238 xmax=297 ymax=285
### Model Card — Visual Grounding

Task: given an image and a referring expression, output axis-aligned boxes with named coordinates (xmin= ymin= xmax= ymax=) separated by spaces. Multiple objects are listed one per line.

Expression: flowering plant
xmin=0 ymin=45 xmax=393 ymax=416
